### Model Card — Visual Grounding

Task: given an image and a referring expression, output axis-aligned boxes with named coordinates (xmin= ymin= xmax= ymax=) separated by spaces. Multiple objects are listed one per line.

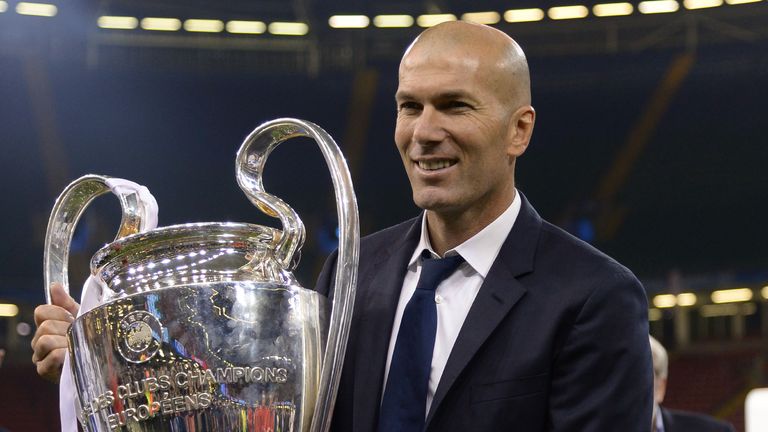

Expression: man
xmin=33 ymin=21 xmax=652 ymax=432
xmin=315 ymin=21 xmax=652 ymax=431
xmin=649 ymin=336 xmax=736 ymax=432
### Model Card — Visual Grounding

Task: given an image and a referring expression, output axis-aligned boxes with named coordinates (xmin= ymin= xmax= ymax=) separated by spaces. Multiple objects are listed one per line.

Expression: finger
xmin=49 ymin=282 xmax=80 ymax=317
xmin=31 ymin=318 xmax=72 ymax=350
xmin=34 ymin=304 xmax=74 ymax=327
xmin=34 ymin=347 xmax=66 ymax=383
xmin=31 ymin=333 xmax=69 ymax=364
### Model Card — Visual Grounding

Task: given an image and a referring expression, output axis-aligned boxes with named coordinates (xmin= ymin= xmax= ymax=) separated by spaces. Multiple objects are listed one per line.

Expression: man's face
xmin=654 ymin=374 xmax=667 ymax=405
xmin=394 ymin=47 xmax=525 ymax=217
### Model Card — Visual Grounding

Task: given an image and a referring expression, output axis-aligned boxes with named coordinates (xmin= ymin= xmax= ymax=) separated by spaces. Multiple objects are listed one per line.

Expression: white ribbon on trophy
xmin=59 ymin=178 xmax=158 ymax=432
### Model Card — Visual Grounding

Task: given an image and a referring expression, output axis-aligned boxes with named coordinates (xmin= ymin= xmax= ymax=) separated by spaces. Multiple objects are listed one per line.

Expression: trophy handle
xmin=236 ymin=118 xmax=359 ymax=432
xmin=43 ymin=175 xmax=157 ymax=304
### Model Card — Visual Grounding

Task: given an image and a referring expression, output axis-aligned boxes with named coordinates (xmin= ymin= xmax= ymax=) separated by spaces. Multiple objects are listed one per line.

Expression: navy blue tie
xmin=378 ymin=250 xmax=464 ymax=432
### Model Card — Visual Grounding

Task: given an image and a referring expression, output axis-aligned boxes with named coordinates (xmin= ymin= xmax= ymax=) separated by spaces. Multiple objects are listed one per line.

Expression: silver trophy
xmin=43 ymin=119 xmax=358 ymax=432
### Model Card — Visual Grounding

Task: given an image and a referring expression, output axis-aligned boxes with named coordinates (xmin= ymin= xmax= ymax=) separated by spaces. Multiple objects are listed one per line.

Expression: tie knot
xmin=416 ymin=251 xmax=464 ymax=292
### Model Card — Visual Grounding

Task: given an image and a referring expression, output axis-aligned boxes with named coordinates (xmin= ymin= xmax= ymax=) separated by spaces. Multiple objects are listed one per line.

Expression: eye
xmin=444 ymin=100 xmax=472 ymax=110
xmin=398 ymin=101 xmax=422 ymax=113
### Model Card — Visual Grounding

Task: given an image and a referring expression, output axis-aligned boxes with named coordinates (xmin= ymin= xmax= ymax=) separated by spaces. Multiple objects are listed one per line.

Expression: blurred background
xmin=0 ymin=0 xmax=766 ymax=430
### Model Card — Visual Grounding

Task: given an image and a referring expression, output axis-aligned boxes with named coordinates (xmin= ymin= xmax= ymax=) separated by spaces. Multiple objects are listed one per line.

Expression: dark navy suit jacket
xmin=315 ymin=193 xmax=653 ymax=431
xmin=661 ymin=407 xmax=736 ymax=432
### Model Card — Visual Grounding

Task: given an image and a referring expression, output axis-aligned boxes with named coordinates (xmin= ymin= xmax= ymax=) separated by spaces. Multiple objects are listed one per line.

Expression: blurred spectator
xmin=650 ymin=335 xmax=736 ymax=432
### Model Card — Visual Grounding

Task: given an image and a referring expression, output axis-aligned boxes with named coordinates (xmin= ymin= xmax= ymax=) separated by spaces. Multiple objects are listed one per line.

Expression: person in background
xmin=650 ymin=335 xmax=736 ymax=432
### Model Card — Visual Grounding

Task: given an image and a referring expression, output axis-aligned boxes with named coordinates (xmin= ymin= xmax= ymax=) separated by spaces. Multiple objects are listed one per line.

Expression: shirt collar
xmin=408 ymin=190 xmax=522 ymax=278
xmin=654 ymin=404 xmax=665 ymax=432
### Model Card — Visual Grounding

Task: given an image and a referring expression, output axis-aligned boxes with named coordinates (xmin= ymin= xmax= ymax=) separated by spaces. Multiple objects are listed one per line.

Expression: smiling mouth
xmin=417 ymin=159 xmax=457 ymax=171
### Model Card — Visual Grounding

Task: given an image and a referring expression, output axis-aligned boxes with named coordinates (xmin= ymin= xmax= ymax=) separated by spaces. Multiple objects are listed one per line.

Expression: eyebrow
xmin=395 ymin=90 xmax=472 ymax=102
xmin=394 ymin=91 xmax=415 ymax=102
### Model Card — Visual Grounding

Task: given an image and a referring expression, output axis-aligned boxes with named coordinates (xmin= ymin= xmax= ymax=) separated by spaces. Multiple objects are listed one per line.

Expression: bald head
xmin=649 ymin=335 xmax=668 ymax=380
xmin=649 ymin=335 xmax=668 ymax=405
xmin=400 ymin=21 xmax=531 ymax=108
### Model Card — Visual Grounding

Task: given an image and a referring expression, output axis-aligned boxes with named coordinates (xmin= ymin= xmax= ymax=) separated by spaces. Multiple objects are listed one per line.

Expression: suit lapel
xmin=352 ymin=218 xmax=421 ymax=432
xmin=426 ymin=193 xmax=542 ymax=426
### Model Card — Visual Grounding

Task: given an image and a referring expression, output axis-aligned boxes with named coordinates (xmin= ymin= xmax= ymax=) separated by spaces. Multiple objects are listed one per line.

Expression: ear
xmin=506 ymin=105 xmax=535 ymax=158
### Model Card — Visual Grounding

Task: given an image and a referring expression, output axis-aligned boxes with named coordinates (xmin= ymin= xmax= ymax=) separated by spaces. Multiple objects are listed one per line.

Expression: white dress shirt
xmin=653 ymin=404 xmax=665 ymax=432
xmin=382 ymin=191 xmax=522 ymax=414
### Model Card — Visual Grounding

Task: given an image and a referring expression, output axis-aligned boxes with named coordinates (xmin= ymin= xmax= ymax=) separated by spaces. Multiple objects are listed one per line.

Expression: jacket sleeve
xmin=313 ymin=250 xmax=338 ymax=299
xmin=548 ymin=270 xmax=654 ymax=431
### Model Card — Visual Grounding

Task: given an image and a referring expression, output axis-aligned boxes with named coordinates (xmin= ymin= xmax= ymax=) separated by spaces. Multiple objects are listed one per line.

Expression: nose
xmin=412 ymin=106 xmax=447 ymax=145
